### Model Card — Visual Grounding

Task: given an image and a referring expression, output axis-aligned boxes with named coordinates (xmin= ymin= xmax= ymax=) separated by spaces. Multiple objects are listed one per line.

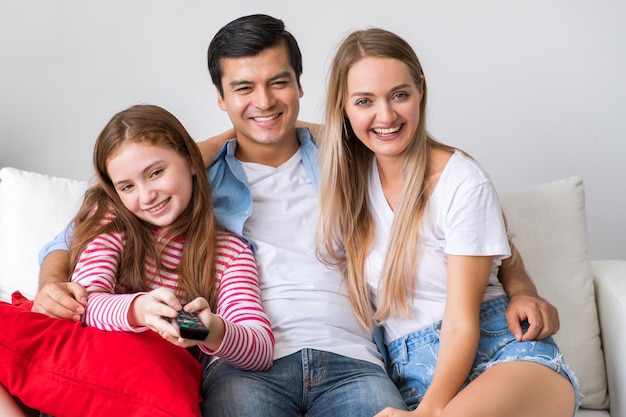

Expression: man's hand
xmin=31 ymin=281 xmax=87 ymax=321
xmin=506 ymin=292 xmax=559 ymax=341
xmin=498 ymin=243 xmax=560 ymax=341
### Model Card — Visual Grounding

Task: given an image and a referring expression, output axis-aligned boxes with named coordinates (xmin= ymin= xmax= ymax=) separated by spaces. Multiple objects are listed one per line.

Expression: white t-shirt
xmin=241 ymin=150 xmax=382 ymax=366
xmin=366 ymin=151 xmax=510 ymax=344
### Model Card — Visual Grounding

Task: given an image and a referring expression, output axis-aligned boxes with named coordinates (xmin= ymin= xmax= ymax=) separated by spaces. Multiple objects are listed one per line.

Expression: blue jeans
xmin=386 ymin=296 xmax=580 ymax=412
xmin=201 ymin=349 xmax=408 ymax=416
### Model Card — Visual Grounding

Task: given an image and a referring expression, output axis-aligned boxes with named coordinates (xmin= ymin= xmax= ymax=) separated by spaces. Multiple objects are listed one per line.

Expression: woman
xmin=316 ymin=28 xmax=579 ymax=417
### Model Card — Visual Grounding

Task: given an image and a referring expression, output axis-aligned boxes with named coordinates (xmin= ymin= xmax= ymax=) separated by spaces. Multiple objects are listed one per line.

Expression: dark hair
xmin=207 ymin=14 xmax=303 ymax=96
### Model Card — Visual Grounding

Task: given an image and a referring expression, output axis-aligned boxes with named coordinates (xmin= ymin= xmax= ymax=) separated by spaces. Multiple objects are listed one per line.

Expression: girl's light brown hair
xmin=68 ymin=104 xmax=220 ymax=307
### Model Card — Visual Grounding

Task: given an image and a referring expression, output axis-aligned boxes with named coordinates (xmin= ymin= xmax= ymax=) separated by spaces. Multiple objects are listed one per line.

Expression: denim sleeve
xmin=37 ymin=225 xmax=72 ymax=265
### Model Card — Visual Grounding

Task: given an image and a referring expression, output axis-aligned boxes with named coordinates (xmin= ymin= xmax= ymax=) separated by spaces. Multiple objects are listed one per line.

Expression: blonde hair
xmin=317 ymin=28 xmax=456 ymax=331
xmin=68 ymin=104 xmax=220 ymax=307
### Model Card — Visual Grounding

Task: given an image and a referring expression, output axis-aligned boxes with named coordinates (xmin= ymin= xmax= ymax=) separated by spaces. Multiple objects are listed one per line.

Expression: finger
xmin=184 ymin=297 xmax=209 ymax=312
xmin=520 ymin=307 xmax=544 ymax=341
xmin=32 ymin=298 xmax=79 ymax=320
xmin=32 ymin=285 xmax=83 ymax=320
xmin=65 ymin=282 xmax=88 ymax=306
xmin=150 ymin=288 xmax=182 ymax=311
xmin=505 ymin=308 xmax=525 ymax=342
xmin=521 ymin=320 xmax=542 ymax=341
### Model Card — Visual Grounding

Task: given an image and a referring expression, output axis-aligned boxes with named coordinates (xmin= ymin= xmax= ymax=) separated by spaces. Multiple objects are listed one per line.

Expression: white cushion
xmin=0 ymin=167 xmax=88 ymax=301
xmin=500 ymin=176 xmax=608 ymax=410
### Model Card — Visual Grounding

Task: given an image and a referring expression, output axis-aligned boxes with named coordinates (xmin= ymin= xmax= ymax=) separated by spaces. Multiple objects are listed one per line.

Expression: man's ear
xmin=217 ymin=87 xmax=226 ymax=111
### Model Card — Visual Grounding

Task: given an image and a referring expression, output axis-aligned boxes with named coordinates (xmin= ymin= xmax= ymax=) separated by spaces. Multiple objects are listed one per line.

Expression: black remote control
xmin=176 ymin=310 xmax=210 ymax=341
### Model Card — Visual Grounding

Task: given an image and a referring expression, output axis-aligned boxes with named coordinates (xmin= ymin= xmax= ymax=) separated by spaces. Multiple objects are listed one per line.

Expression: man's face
xmin=217 ymin=43 xmax=304 ymax=164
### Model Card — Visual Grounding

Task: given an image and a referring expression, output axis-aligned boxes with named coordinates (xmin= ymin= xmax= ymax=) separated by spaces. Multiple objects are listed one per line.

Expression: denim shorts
xmin=386 ymin=296 xmax=580 ymax=413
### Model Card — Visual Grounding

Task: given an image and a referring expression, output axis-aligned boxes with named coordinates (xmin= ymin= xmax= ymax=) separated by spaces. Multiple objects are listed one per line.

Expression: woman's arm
xmin=415 ymin=255 xmax=492 ymax=416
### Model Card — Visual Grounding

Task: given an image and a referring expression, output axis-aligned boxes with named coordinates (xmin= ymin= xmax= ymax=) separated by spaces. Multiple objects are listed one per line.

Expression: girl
xmin=316 ymin=29 xmax=579 ymax=417
xmin=0 ymin=104 xmax=274 ymax=416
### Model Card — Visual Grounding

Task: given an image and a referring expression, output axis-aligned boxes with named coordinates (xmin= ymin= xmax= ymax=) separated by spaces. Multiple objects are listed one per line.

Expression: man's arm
xmin=197 ymin=128 xmax=235 ymax=168
xmin=196 ymin=121 xmax=321 ymax=168
xmin=31 ymin=250 xmax=87 ymax=321
xmin=498 ymin=244 xmax=559 ymax=341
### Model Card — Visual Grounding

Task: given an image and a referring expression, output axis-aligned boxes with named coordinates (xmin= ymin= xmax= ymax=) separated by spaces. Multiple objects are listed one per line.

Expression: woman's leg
xmin=0 ymin=385 xmax=26 ymax=417
xmin=441 ymin=361 xmax=575 ymax=417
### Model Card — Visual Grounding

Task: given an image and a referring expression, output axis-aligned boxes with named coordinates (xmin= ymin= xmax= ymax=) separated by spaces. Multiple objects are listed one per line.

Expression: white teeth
xmin=253 ymin=114 xmax=279 ymax=122
xmin=147 ymin=199 xmax=168 ymax=213
xmin=374 ymin=126 xmax=401 ymax=135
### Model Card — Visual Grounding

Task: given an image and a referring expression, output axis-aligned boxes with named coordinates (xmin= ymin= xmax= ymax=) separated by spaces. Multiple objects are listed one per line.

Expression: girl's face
xmin=344 ymin=57 xmax=422 ymax=164
xmin=106 ymin=142 xmax=193 ymax=228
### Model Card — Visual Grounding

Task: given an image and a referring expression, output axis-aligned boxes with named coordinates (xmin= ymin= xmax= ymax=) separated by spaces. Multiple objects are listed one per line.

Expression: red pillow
xmin=0 ymin=296 xmax=202 ymax=417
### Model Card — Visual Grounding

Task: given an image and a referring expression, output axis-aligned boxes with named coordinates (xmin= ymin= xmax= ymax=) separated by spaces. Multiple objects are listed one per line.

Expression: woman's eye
xmin=119 ymin=184 xmax=133 ymax=192
xmin=394 ymin=92 xmax=408 ymax=100
xmin=355 ymin=98 xmax=370 ymax=106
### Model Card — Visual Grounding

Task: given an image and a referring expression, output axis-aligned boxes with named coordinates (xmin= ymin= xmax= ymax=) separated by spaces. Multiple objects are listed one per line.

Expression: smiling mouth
xmin=252 ymin=114 xmax=280 ymax=122
xmin=373 ymin=125 xmax=402 ymax=136
xmin=147 ymin=198 xmax=170 ymax=213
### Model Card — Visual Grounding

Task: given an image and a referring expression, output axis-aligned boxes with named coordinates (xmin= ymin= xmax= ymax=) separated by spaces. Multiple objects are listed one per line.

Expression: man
xmin=35 ymin=14 xmax=559 ymax=416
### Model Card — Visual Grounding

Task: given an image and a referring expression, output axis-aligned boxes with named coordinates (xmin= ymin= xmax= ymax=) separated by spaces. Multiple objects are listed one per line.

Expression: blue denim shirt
xmin=38 ymin=127 xmax=319 ymax=262
xmin=207 ymin=127 xmax=319 ymax=248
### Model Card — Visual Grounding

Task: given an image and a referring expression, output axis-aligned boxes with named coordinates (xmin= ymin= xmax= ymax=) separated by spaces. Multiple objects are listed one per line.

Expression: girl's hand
xmin=164 ymin=297 xmax=214 ymax=348
xmin=130 ymin=288 xmax=181 ymax=340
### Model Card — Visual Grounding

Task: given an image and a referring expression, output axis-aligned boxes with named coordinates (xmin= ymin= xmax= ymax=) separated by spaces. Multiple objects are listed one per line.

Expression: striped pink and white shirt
xmin=71 ymin=229 xmax=274 ymax=371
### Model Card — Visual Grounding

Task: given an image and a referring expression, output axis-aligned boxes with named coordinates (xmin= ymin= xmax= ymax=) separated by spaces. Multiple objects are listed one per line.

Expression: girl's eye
xmin=119 ymin=184 xmax=133 ymax=192
xmin=150 ymin=168 xmax=164 ymax=179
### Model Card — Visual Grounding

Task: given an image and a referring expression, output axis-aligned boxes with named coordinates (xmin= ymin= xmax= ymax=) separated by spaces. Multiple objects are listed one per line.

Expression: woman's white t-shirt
xmin=366 ymin=150 xmax=511 ymax=344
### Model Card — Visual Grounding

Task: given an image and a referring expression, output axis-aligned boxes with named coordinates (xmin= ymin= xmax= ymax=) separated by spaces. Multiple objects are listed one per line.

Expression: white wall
xmin=1 ymin=0 xmax=624 ymax=259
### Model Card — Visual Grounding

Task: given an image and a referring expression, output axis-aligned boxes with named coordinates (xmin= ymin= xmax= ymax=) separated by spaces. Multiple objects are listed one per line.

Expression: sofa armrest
xmin=593 ymin=260 xmax=626 ymax=417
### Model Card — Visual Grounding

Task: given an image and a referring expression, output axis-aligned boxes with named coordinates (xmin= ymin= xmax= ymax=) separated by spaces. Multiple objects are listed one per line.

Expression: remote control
xmin=176 ymin=310 xmax=210 ymax=340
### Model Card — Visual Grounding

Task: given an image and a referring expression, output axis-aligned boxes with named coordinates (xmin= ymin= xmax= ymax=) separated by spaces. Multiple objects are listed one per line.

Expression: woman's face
xmin=344 ymin=57 xmax=422 ymax=164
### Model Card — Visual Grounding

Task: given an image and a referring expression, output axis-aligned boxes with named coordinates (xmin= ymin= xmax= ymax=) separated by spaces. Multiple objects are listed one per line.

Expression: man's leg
xmin=305 ymin=350 xmax=408 ymax=416
xmin=201 ymin=352 xmax=303 ymax=417
xmin=201 ymin=349 xmax=407 ymax=417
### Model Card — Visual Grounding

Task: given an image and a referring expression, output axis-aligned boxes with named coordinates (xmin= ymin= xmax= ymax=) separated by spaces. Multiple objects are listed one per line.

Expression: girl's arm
xmin=415 ymin=255 xmax=492 ymax=416
xmin=71 ymin=232 xmax=145 ymax=332
xmin=198 ymin=234 xmax=274 ymax=371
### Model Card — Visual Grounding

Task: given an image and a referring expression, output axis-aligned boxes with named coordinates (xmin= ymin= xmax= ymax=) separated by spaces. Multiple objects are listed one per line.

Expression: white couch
xmin=0 ymin=166 xmax=624 ymax=416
